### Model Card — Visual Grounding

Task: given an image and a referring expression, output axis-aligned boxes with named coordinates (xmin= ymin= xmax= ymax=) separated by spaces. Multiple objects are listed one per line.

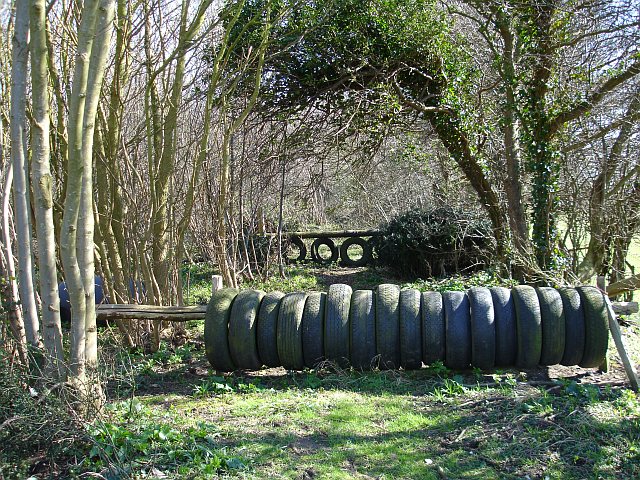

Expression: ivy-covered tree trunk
xmin=492 ymin=7 xmax=530 ymax=257
xmin=518 ymin=3 xmax=558 ymax=271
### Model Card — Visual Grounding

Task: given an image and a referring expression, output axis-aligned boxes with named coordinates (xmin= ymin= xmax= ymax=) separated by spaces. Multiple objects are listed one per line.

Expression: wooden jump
xmin=96 ymin=304 xmax=207 ymax=322
xmin=96 ymin=300 xmax=637 ymax=321
xmin=265 ymin=229 xmax=380 ymax=239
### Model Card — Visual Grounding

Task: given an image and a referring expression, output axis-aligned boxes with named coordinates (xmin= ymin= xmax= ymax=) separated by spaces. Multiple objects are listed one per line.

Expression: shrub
xmin=371 ymin=207 xmax=494 ymax=278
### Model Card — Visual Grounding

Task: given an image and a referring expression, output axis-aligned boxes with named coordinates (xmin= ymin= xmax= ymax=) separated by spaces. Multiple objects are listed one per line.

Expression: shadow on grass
xmin=144 ymin=384 xmax=640 ymax=479
xmin=103 ymin=353 xmax=640 ymax=479
xmin=125 ymin=356 xmax=628 ymax=399
xmin=313 ymin=266 xmax=393 ymax=290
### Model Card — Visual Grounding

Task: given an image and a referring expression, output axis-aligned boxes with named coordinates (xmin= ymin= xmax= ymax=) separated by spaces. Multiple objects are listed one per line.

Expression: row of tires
xmin=204 ymin=284 xmax=609 ymax=372
xmin=288 ymin=236 xmax=373 ymax=267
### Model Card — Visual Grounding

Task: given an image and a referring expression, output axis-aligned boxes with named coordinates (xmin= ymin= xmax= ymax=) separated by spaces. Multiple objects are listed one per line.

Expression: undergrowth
xmin=401 ymin=268 xmax=518 ymax=292
xmin=3 ymin=264 xmax=639 ymax=479
xmin=87 ymin=398 xmax=246 ymax=478
xmin=0 ymin=349 xmax=88 ymax=479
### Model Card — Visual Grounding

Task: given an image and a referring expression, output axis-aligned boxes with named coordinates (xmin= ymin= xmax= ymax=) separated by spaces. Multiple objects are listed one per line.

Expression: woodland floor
xmin=5 ymin=264 xmax=640 ymax=479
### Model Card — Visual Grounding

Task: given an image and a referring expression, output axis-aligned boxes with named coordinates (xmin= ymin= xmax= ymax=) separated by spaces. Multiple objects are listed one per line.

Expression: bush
xmin=0 ymin=350 xmax=88 ymax=478
xmin=371 ymin=207 xmax=494 ymax=278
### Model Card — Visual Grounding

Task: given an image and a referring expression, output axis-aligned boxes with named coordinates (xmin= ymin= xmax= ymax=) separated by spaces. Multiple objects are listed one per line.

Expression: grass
xmin=88 ymin=360 xmax=640 ymax=479
xmin=7 ymin=323 xmax=640 ymax=479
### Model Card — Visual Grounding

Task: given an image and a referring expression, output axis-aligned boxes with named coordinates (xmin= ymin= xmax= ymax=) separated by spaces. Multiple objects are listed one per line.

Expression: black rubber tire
xmin=421 ymin=292 xmax=445 ymax=365
xmin=444 ymin=291 xmax=471 ymax=370
xmin=287 ymin=236 xmax=307 ymax=263
xmin=536 ymin=287 xmax=566 ymax=366
xmin=400 ymin=289 xmax=422 ymax=370
xmin=339 ymin=237 xmax=372 ymax=267
xmin=204 ymin=288 xmax=239 ymax=372
xmin=277 ymin=292 xmax=307 ymax=370
xmin=228 ymin=289 xmax=265 ymax=370
xmin=302 ymin=292 xmax=326 ymax=368
xmin=490 ymin=287 xmax=517 ymax=367
xmin=576 ymin=286 xmax=609 ymax=368
xmin=324 ymin=284 xmax=352 ymax=366
xmin=558 ymin=287 xmax=585 ymax=366
xmin=512 ymin=285 xmax=542 ymax=368
xmin=311 ymin=237 xmax=339 ymax=264
xmin=257 ymin=291 xmax=284 ymax=367
xmin=350 ymin=290 xmax=376 ymax=369
xmin=375 ymin=284 xmax=401 ymax=369
xmin=468 ymin=287 xmax=495 ymax=370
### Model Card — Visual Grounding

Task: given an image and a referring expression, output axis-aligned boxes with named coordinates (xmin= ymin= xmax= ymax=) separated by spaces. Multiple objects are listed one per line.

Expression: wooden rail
xmin=96 ymin=300 xmax=637 ymax=321
xmin=97 ymin=304 xmax=207 ymax=322
xmin=612 ymin=302 xmax=639 ymax=315
xmin=265 ymin=229 xmax=380 ymax=239
xmin=606 ymin=274 xmax=640 ymax=298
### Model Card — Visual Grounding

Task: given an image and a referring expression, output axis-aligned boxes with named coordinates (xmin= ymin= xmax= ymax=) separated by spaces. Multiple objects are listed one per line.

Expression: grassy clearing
xmin=89 ymin=352 xmax=640 ymax=479
xmin=182 ymin=262 xmax=515 ymax=302
xmin=5 ymin=264 xmax=640 ymax=479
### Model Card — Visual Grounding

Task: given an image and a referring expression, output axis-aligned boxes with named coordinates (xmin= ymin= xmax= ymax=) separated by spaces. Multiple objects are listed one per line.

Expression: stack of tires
xmin=288 ymin=235 xmax=373 ymax=267
xmin=204 ymin=284 xmax=609 ymax=372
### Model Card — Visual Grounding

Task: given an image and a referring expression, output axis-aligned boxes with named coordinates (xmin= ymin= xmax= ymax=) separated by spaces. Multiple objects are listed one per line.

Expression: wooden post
xmin=596 ymin=276 xmax=609 ymax=372
xmin=604 ymin=297 xmax=639 ymax=391
xmin=212 ymin=275 xmax=223 ymax=294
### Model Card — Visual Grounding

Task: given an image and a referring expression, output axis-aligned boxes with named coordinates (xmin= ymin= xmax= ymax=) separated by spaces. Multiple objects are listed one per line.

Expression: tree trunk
xmin=0 ymin=135 xmax=28 ymax=366
xmin=60 ymin=0 xmax=101 ymax=383
xmin=215 ymin=11 xmax=272 ymax=287
xmin=149 ymin=0 xmax=213 ymax=305
xmin=11 ymin=0 xmax=40 ymax=348
xmin=77 ymin=0 xmax=116 ymax=367
xmin=429 ymin=115 xmax=510 ymax=263
xmin=577 ymin=91 xmax=640 ymax=281
xmin=519 ymin=4 xmax=557 ymax=271
xmin=99 ymin=0 xmax=130 ymax=307
xmin=29 ymin=0 xmax=64 ymax=378
xmin=495 ymin=15 xmax=529 ymax=257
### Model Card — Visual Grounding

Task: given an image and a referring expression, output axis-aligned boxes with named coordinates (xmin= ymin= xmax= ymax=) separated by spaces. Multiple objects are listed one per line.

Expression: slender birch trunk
xmin=29 ymin=0 xmax=65 ymax=378
xmin=10 ymin=0 xmax=40 ymax=347
xmin=77 ymin=0 xmax=116 ymax=367
xmin=0 ymin=130 xmax=28 ymax=366
xmin=60 ymin=0 xmax=101 ymax=383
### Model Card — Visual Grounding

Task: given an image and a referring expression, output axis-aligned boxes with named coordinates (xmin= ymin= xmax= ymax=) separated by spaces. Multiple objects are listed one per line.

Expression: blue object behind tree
xmin=58 ymin=276 xmax=108 ymax=324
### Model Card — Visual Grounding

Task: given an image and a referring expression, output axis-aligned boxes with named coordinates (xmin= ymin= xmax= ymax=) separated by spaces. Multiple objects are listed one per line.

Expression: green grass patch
xmin=401 ymin=268 xmax=517 ymax=292
xmin=85 ymin=364 xmax=640 ymax=479
xmin=182 ymin=262 xmax=218 ymax=305
xmin=242 ymin=265 xmax=321 ymax=292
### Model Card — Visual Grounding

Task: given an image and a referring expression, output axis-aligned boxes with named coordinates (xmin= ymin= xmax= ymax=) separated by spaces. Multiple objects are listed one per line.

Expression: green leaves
xmin=88 ymin=401 xmax=246 ymax=477
xmin=371 ymin=207 xmax=494 ymax=278
xmin=220 ymin=0 xmax=460 ymax=119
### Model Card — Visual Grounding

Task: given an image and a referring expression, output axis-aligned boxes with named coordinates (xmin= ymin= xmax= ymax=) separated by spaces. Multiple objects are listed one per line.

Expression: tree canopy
xmin=225 ymin=0 xmax=640 ymax=276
